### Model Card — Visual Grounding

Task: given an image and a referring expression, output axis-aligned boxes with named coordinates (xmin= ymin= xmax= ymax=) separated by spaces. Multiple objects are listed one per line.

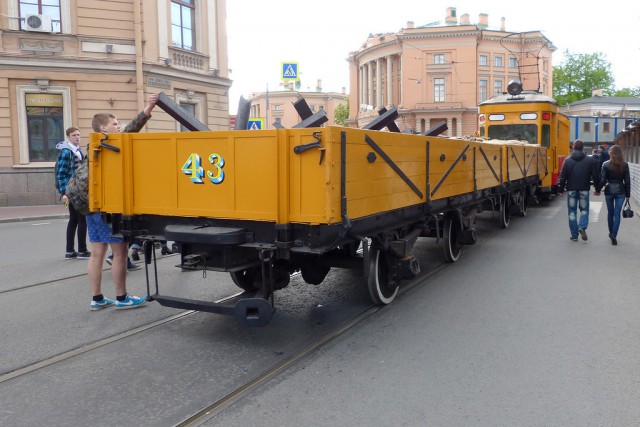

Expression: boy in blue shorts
xmin=87 ymin=94 xmax=157 ymax=310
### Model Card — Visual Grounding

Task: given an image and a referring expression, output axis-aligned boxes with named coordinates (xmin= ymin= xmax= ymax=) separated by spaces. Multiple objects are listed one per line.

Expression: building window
xmin=273 ymin=104 xmax=282 ymax=111
xmin=479 ymin=80 xmax=488 ymax=102
xmin=434 ymin=78 xmax=445 ymax=102
xmin=479 ymin=55 xmax=488 ymax=66
xmin=603 ymin=122 xmax=610 ymax=133
xmin=543 ymin=60 xmax=548 ymax=72
xmin=494 ymin=56 xmax=503 ymax=67
xmin=25 ymin=93 xmax=64 ymax=162
xmin=494 ymin=80 xmax=503 ymax=96
xmin=274 ymin=118 xmax=282 ymax=127
xmin=171 ymin=0 xmax=195 ymax=51
xmin=19 ymin=0 xmax=62 ymax=33
xmin=434 ymin=53 xmax=445 ymax=64
xmin=509 ymin=57 xmax=518 ymax=68
xmin=583 ymin=122 xmax=591 ymax=133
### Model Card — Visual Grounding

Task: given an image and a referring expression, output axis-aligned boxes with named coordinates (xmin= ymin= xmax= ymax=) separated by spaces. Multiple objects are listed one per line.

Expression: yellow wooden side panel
xmin=475 ymin=143 xmax=503 ymax=190
xmin=428 ymin=138 xmax=476 ymax=201
xmin=89 ymin=133 xmax=129 ymax=215
xmin=91 ymin=131 xmax=283 ymax=220
xmin=287 ymin=129 xmax=335 ymax=224
xmin=335 ymin=128 xmax=427 ymax=220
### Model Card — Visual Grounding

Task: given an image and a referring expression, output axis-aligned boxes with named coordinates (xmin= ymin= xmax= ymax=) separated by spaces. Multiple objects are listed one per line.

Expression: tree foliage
xmin=333 ymin=101 xmax=349 ymax=126
xmin=553 ymin=50 xmax=615 ymax=106
xmin=613 ymin=87 xmax=640 ymax=97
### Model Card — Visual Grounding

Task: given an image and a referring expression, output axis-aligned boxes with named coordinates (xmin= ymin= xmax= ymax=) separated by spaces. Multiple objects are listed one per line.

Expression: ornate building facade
xmin=0 ymin=0 xmax=230 ymax=206
xmin=347 ymin=7 xmax=555 ymax=136
xmin=247 ymin=80 xmax=348 ymax=129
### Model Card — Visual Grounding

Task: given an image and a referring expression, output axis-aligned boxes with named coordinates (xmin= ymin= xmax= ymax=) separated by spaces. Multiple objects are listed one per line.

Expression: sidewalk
xmin=0 ymin=204 xmax=69 ymax=224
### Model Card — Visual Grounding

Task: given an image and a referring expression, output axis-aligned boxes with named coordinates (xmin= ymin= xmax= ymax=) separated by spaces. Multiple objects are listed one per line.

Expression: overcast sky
xmin=226 ymin=0 xmax=639 ymax=113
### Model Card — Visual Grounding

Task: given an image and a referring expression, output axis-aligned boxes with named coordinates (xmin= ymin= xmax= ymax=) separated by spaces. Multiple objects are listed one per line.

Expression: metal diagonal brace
xmin=364 ymin=134 xmax=423 ymax=199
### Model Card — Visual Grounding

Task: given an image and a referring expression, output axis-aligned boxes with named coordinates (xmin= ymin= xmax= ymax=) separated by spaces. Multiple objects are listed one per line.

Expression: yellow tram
xmin=478 ymin=80 xmax=571 ymax=196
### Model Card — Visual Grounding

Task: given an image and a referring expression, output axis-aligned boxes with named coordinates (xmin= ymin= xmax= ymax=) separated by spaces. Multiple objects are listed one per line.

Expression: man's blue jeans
xmin=605 ymin=194 xmax=625 ymax=238
xmin=567 ymin=190 xmax=590 ymax=238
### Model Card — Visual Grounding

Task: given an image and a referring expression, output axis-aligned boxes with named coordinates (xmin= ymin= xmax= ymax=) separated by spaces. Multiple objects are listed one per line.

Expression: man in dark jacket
xmin=558 ymin=139 xmax=602 ymax=241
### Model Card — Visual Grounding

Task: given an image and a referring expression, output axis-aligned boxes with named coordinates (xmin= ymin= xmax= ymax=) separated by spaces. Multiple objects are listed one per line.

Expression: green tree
xmin=333 ymin=101 xmax=349 ymax=126
xmin=613 ymin=87 xmax=640 ymax=97
xmin=553 ymin=50 xmax=615 ymax=106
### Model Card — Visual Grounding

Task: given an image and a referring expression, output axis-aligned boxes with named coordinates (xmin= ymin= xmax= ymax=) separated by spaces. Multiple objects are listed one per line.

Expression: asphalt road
xmin=1 ymin=194 xmax=640 ymax=426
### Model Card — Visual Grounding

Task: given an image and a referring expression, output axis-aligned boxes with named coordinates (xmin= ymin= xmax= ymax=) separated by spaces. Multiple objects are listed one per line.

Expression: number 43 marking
xmin=181 ymin=153 xmax=225 ymax=184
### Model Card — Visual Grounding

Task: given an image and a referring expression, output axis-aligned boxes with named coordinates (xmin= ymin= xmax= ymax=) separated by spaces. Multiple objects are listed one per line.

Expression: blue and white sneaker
xmin=90 ymin=297 xmax=116 ymax=311
xmin=115 ymin=295 xmax=147 ymax=310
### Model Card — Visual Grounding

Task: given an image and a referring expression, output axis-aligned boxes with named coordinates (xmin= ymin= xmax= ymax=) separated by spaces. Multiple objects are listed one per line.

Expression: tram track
xmin=1 ymin=213 xmax=508 ymax=425
xmin=174 ymin=223 xmax=502 ymax=426
xmin=0 ymin=291 xmax=238 ymax=385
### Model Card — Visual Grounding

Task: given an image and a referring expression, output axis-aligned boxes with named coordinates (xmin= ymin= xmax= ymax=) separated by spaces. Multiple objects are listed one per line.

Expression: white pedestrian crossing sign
xmin=247 ymin=118 xmax=265 ymax=130
xmin=281 ymin=62 xmax=299 ymax=81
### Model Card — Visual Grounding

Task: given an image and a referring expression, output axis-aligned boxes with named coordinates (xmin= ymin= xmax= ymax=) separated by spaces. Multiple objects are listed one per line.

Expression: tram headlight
xmin=507 ymin=80 xmax=523 ymax=96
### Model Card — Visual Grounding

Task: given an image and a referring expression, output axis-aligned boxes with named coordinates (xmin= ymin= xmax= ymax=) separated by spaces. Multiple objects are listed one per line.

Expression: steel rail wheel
xmin=519 ymin=189 xmax=528 ymax=217
xmin=367 ymin=247 xmax=398 ymax=305
xmin=500 ymin=193 xmax=511 ymax=228
xmin=443 ymin=214 xmax=463 ymax=262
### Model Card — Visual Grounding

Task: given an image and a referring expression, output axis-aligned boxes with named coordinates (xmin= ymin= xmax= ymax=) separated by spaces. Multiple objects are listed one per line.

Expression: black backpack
xmin=65 ymin=156 xmax=90 ymax=214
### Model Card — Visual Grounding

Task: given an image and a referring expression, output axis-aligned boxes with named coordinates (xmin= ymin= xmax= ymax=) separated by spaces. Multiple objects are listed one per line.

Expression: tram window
xmin=541 ymin=124 xmax=550 ymax=148
xmin=488 ymin=124 xmax=538 ymax=144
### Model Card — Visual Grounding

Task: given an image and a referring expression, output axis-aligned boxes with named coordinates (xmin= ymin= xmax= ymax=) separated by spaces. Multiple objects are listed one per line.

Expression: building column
xmin=447 ymin=117 xmax=453 ymax=137
xmin=367 ymin=62 xmax=374 ymax=108
xmin=376 ymin=59 xmax=383 ymax=108
xmin=359 ymin=66 xmax=364 ymax=111
xmin=386 ymin=55 xmax=393 ymax=106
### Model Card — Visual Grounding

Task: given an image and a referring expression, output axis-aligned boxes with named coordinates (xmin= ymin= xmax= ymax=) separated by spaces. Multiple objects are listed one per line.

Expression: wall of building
xmin=347 ymin=8 xmax=554 ymax=137
xmin=0 ymin=0 xmax=230 ymax=206
xmin=248 ymin=88 xmax=348 ymax=129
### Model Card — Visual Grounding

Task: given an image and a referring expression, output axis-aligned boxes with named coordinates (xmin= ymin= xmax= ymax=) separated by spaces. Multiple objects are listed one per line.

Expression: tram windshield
xmin=487 ymin=124 xmax=538 ymax=144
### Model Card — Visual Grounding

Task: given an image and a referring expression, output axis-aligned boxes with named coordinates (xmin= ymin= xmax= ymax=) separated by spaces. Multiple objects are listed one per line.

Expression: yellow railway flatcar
xmin=90 ymin=120 xmax=545 ymax=326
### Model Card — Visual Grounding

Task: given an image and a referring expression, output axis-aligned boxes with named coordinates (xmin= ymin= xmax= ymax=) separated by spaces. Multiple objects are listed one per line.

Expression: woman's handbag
xmin=622 ymin=198 xmax=634 ymax=218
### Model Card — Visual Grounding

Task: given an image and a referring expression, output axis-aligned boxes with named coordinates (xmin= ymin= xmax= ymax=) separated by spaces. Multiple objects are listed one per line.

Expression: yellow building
xmin=247 ymin=80 xmax=348 ymax=129
xmin=0 ymin=0 xmax=230 ymax=206
xmin=348 ymin=7 xmax=555 ymax=136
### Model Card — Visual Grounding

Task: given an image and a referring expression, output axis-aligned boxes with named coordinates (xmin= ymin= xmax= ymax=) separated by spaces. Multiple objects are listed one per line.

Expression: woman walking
xmin=600 ymin=145 xmax=631 ymax=245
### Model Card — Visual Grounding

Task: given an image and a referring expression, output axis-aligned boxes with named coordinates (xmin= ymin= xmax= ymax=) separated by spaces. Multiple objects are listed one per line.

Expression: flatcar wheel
xmin=443 ymin=215 xmax=462 ymax=262
xmin=230 ymin=267 xmax=260 ymax=292
xmin=500 ymin=194 xmax=511 ymax=228
xmin=367 ymin=247 xmax=398 ymax=305
xmin=519 ymin=189 xmax=528 ymax=217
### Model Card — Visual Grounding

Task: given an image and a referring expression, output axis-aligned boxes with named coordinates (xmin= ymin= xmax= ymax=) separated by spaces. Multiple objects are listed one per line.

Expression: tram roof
xmin=480 ymin=91 xmax=558 ymax=107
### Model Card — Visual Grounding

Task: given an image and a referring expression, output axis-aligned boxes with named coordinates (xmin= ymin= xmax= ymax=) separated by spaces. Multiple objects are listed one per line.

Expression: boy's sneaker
xmin=161 ymin=246 xmax=172 ymax=255
xmin=569 ymin=236 xmax=578 ymax=241
xmin=77 ymin=251 xmax=92 ymax=259
xmin=65 ymin=251 xmax=78 ymax=260
xmin=90 ymin=297 xmax=115 ymax=311
xmin=578 ymin=228 xmax=588 ymax=241
xmin=115 ymin=295 xmax=147 ymax=310
xmin=105 ymin=255 xmax=113 ymax=266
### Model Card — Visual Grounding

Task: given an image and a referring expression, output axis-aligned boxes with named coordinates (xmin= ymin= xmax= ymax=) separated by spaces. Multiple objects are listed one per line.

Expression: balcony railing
xmin=169 ymin=47 xmax=206 ymax=71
